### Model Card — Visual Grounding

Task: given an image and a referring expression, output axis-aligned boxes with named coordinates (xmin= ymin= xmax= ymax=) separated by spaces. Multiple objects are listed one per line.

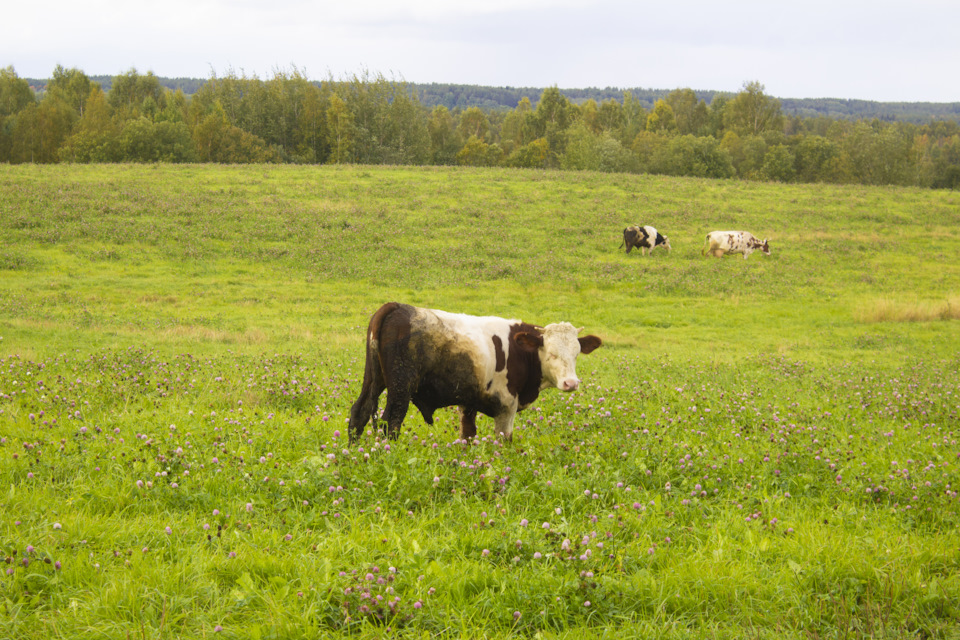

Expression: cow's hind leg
xmin=348 ymin=378 xmax=384 ymax=443
xmin=382 ymin=386 xmax=412 ymax=440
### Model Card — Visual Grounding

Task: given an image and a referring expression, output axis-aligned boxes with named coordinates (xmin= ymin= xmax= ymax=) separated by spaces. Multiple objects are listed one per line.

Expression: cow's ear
xmin=513 ymin=332 xmax=543 ymax=352
xmin=579 ymin=335 xmax=602 ymax=354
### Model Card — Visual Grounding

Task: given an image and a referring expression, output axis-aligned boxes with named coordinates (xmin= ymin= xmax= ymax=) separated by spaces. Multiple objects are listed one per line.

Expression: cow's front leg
xmin=493 ymin=408 xmax=517 ymax=442
xmin=459 ymin=407 xmax=478 ymax=441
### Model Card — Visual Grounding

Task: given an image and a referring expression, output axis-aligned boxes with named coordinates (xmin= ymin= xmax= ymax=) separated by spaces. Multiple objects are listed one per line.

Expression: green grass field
xmin=1 ymin=164 xmax=959 ymax=638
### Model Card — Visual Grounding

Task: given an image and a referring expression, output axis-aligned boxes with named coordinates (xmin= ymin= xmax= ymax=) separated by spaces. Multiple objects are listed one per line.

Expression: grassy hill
xmin=1 ymin=164 xmax=959 ymax=638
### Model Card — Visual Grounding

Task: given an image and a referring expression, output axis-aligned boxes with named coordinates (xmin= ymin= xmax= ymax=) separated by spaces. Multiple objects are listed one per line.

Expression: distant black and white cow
xmin=348 ymin=303 xmax=602 ymax=443
xmin=620 ymin=225 xmax=671 ymax=255
xmin=702 ymin=231 xmax=771 ymax=259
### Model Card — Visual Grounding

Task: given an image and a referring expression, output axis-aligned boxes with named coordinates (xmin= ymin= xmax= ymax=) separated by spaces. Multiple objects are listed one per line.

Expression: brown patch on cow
xmin=492 ymin=335 xmax=506 ymax=372
xmin=506 ymin=323 xmax=544 ymax=408
xmin=579 ymin=335 xmax=603 ymax=354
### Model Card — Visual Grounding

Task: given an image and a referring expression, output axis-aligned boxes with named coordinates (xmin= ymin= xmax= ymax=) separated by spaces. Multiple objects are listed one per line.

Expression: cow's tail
xmin=362 ymin=302 xmax=400 ymax=385
xmin=701 ymin=233 xmax=710 ymax=256
xmin=350 ymin=302 xmax=401 ymax=441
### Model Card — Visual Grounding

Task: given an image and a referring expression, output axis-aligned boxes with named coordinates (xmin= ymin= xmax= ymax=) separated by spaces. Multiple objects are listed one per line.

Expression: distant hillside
xmin=23 ymin=75 xmax=960 ymax=123
xmin=411 ymin=83 xmax=960 ymax=124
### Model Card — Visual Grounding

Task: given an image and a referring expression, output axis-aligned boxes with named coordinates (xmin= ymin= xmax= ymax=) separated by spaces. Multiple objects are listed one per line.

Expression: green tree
xmin=293 ymin=82 xmax=329 ymax=163
xmin=720 ymin=131 xmax=768 ymax=179
xmin=841 ymin=121 xmax=911 ymax=185
xmin=665 ymin=88 xmax=708 ymax=135
xmin=646 ymin=100 xmax=677 ymax=134
xmin=928 ymin=135 xmax=960 ymax=189
xmin=325 ymin=94 xmax=354 ymax=164
xmin=118 ymin=117 xmax=194 ymax=162
xmin=10 ymin=93 xmax=74 ymax=162
xmin=597 ymin=99 xmax=624 ymax=134
xmin=762 ymin=144 xmax=796 ymax=182
xmin=108 ymin=69 xmax=165 ymax=121
xmin=655 ymin=134 xmax=734 ymax=178
xmin=59 ymin=86 xmax=120 ymax=162
xmin=579 ymin=99 xmax=600 ymax=134
xmin=529 ymin=87 xmax=573 ymax=165
xmin=0 ymin=67 xmax=36 ymax=161
xmin=500 ymin=97 xmax=533 ymax=154
xmin=339 ymin=71 xmax=429 ymax=164
xmin=794 ymin=135 xmax=840 ymax=182
xmin=705 ymin=94 xmax=728 ymax=138
xmin=157 ymin=89 xmax=189 ymax=124
xmin=724 ymin=81 xmax=783 ymax=137
xmin=505 ymin=138 xmax=550 ymax=169
xmin=631 ymin=130 xmax=667 ymax=173
xmin=562 ymin=122 xmax=600 ymax=170
xmin=458 ymin=106 xmax=490 ymax=141
xmin=46 ymin=66 xmax=93 ymax=118
xmin=428 ymin=105 xmax=461 ymax=165
xmin=0 ymin=66 xmax=34 ymax=117
xmin=193 ymin=101 xmax=279 ymax=163
xmin=456 ymin=135 xmax=502 ymax=167
xmin=620 ymin=92 xmax=648 ymax=145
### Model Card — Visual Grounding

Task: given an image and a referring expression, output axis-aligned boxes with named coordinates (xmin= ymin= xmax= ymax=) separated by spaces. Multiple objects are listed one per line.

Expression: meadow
xmin=1 ymin=164 xmax=959 ymax=639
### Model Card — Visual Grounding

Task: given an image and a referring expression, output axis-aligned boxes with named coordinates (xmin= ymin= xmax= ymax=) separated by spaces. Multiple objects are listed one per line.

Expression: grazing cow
xmin=702 ymin=231 xmax=770 ymax=259
xmin=620 ymin=225 xmax=671 ymax=255
xmin=348 ymin=303 xmax=602 ymax=443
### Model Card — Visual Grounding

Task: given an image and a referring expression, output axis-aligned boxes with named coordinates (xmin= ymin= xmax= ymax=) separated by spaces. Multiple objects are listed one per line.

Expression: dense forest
xmin=4 ymin=66 xmax=960 ymax=188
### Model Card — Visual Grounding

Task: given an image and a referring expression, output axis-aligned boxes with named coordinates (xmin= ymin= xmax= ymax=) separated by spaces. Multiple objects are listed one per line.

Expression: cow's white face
xmin=538 ymin=322 xmax=588 ymax=392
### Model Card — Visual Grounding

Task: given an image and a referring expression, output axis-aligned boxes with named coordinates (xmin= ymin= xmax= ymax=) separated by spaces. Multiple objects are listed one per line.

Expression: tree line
xmin=2 ymin=66 xmax=959 ymax=189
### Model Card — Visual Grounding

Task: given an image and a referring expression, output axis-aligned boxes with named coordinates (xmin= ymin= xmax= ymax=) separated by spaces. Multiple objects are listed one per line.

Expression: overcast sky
xmin=5 ymin=0 xmax=959 ymax=102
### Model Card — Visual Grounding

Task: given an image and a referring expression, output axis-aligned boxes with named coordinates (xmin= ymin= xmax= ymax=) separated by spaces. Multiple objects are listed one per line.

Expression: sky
xmin=5 ymin=0 xmax=960 ymax=102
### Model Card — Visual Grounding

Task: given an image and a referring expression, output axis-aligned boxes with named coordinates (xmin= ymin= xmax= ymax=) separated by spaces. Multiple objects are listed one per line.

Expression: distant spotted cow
xmin=348 ymin=303 xmax=602 ymax=443
xmin=620 ymin=225 xmax=671 ymax=255
xmin=702 ymin=231 xmax=770 ymax=259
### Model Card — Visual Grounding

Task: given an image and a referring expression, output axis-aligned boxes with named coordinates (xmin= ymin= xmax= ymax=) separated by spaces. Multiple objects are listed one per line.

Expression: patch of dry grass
xmin=856 ymin=297 xmax=960 ymax=323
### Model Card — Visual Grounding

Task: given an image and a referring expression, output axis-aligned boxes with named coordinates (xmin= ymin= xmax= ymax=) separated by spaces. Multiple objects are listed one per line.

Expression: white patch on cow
xmin=425 ymin=308 xmax=518 ymax=405
xmin=704 ymin=230 xmax=769 ymax=259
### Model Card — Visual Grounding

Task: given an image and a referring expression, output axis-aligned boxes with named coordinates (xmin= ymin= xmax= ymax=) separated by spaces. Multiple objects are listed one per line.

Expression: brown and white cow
xmin=702 ymin=231 xmax=770 ymax=259
xmin=620 ymin=225 xmax=671 ymax=255
xmin=347 ymin=303 xmax=602 ymax=443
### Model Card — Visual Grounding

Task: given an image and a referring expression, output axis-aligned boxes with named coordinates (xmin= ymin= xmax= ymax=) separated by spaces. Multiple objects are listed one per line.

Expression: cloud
xmin=3 ymin=0 xmax=959 ymax=101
